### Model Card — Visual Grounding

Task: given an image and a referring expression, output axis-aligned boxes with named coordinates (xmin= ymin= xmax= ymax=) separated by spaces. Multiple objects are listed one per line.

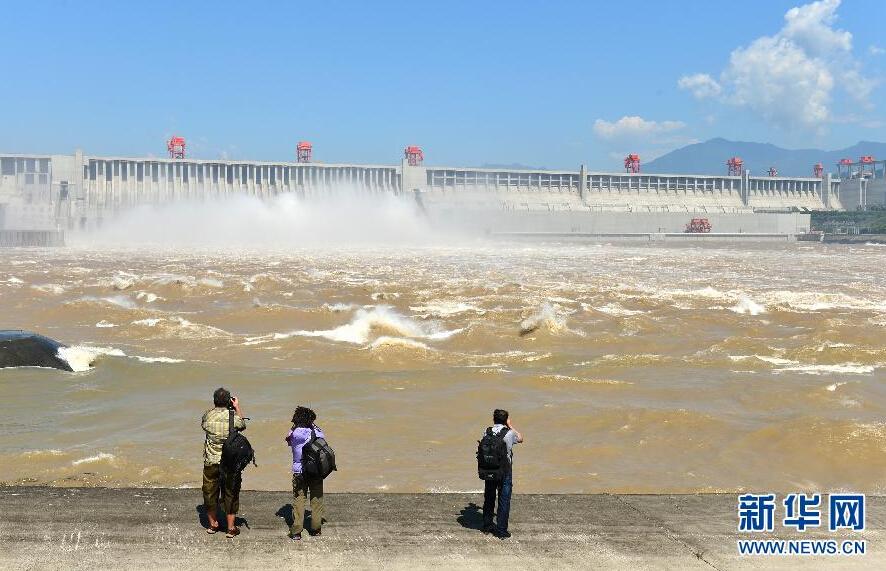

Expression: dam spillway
xmin=0 ymin=150 xmax=849 ymax=237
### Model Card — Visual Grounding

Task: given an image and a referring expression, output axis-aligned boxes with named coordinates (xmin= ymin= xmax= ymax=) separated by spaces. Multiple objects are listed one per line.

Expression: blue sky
xmin=1 ymin=0 xmax=884 ymax=169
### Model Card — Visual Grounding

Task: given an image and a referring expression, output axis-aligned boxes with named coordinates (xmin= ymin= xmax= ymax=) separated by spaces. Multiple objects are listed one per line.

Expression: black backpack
xmin=301 ymin=427 xmax=337 ymax=479
xmin=476 ymin=427 xmax=510 ymax=481
xmin=221 ymin=410 xmax=256 ymax=475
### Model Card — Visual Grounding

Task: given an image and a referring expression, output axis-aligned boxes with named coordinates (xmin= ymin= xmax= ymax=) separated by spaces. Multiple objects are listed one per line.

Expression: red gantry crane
xmin=167 ymin=136 xmax=186 ymax=159
xmin=685 ymin=218 xmax=712 ymax=233
xmin=296 ymin=141 xmax=312 ymax=163
xmin=767 ymin=167 xmax=778 ymax=177
xmin=813 ymin=162 xmax=824 ymax=177
xmin=727 ymin=156 xmax=743 ymax=176
xmin=624 ymin=153 xmax=640 ymax=173
xmin=404 ymin=146 xmax=424 ymax=166
xmin=860 ymin=155 xmax=876 ymax=178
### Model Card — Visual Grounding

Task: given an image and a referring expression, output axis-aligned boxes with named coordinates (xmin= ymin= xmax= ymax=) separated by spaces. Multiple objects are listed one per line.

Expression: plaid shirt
xmin=201 ymin=407 xmax=246 ymax=466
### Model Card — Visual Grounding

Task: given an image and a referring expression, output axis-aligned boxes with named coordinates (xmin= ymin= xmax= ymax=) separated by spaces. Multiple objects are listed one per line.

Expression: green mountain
xmin=645 ymin=138 xmax=886 ymax=177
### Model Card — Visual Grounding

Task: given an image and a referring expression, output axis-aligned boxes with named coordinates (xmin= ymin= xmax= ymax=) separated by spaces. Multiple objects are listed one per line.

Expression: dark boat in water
xmin=0 ymin=331 xmax=72 ymax=371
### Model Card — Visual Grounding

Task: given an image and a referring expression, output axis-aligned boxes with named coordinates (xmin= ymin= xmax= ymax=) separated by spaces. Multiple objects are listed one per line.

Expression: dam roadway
xmin=0 ymin=487 xmax=880 ymax=569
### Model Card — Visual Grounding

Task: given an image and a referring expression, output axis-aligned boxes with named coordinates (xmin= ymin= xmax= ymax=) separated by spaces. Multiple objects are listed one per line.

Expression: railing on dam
xmin=81 ymin=157 xmax=401 ymax=206
xmin=422 ymin=166 xmax=835 ymax=211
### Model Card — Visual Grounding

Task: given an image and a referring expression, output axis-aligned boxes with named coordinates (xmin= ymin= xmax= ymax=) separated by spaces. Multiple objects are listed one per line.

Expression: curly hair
xmin=291 ymin=406 xmax=317 ymax=428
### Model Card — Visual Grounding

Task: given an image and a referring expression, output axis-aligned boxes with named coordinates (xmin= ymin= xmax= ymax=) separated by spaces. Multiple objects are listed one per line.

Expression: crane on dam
xmin=727 ymin=157 xmax=744 ymax=176
xmin=767 ymin=167 xmax=778 ymax=177
xmin=404 ymin=146 xmax=424 ymax=166
xmin=860 ymin=155 xmax=876 ymax=178
xmin=297 ymin=141 xmax=313 ymax=163
xmin=167 ymin=136 xmax=186 ymax=159
xmin=814 ymin=163 xmax=824 ymax=177
xmin=624 ymin=154 xmax=640 ymax=173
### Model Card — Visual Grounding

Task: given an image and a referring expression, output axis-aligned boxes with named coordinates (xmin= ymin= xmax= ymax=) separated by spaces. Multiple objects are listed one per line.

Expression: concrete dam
xmin=0 ymin=148 xmax=859 ymax=241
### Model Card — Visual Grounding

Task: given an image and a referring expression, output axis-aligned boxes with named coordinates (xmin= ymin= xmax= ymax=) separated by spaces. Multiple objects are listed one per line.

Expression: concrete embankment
xmin=0 ymin=487 xmax=881 ymax=570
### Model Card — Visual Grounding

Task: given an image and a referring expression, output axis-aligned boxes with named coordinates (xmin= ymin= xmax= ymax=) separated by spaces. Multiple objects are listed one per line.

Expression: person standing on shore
xmin=201 ymin=387 xmax=246 ymax=538
xmin=285 ymin=406 xmax=326 ymax=540
xmin=479 ymin=408 xmax=523 ymax=539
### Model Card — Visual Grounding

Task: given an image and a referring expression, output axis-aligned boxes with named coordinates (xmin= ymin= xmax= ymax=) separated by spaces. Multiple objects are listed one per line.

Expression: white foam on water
xmin=95 ymin=320 xmax=117 ymax=328
xmin=426 ymin=486 xmax=484 ymax=494
xmin=591 ymin=303 xmax=644 ymax=317
xmin=760 ymin=290 xmax=886 ymax=313
xmin=278 ymin=305 xmax=462 ymax=345
xmin=76 ymin=295 xmax=137 ymax=309
xmin=409 ymin=300 xmax=485 ymax=317
xmin=198 ymin=277 xmax=224 ymax=288
xmin=541 ymin=374 xmax=628 ymax=385
xmin=826 ymin=381 xmax=849 ymax=392
xmin=132 ymin=318 xmax=162 ymax=327
xmin=753 ymin=355 xmax=800 ymax=366
xmin=367 ymin=336 xmax=432 ymax=351
xmin=729 ymin=296 xmax=766 ymax=315
xmin=21 ymin=449 xmax=65 ymax=457
xmin=132 ymin=356 xmax=185 ymax=364
xmin=775 ymin=363 xmax=876 ymax=375
xmin=71 ymin=452 xmax=116 ymax=466
xmin=31 ymin=283 xmax=66 ymax=295
xmin=7 ymin=276 xmax=24 ymax=284
xmin=169 ymin=317 xmax=232 ymax=339
xmin=519 ymin=302 xmax=577 ymax=336
xmin=136 ymin=291 xmax=162 ymax=303
xmin=57 ymin=345 xmax=126 ymax=372
xmin=111 ymin=276 xmax=135 ymax=290
xmin=323 ymin=302 xmax=355 ymax=312
xmin=817 ymin=342 xmax=854 ymax=351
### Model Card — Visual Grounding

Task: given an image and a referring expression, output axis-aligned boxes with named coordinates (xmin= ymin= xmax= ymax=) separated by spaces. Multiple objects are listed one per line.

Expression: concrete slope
xmin=0 ymin=487 xmax=880 ymax=570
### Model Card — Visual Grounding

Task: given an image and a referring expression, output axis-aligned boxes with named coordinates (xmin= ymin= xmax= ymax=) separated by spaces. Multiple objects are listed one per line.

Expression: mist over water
xmin=75 ymin=193 xmax=448 ymax=248
xmin=2 ymin=237 xmax=886 ymax=494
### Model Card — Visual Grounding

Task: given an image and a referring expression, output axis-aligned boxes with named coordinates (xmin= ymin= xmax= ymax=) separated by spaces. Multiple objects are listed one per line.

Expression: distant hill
xmin=644 ymin=138 xmax=886 ymax=177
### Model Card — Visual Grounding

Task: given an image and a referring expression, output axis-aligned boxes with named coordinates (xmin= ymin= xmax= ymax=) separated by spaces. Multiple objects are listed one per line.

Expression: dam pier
xmin=0 ymin=145 xmax=877 ymax=241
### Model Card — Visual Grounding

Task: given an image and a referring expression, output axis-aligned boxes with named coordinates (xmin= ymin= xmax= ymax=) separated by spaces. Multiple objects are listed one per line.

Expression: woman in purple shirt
xmin=284 ymin=406 xmax=325 ymax=540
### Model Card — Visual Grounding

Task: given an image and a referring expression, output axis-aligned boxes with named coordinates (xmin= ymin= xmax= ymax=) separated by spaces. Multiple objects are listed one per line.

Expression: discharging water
xmin=2 ymin=241 xmax=886 ymax=493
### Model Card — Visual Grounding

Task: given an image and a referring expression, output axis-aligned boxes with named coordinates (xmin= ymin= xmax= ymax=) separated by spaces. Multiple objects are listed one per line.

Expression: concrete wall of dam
xmin=0 ymin=151 xmax=844 ymax=234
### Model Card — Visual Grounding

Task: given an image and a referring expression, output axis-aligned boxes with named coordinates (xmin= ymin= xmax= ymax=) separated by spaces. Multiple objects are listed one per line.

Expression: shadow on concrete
xmin=195 ymin=504 xmax=249 ymax=531
xmin=275 ymin=504 xmax=294 ymax=528
xmin=456 ymin=503 xmax=485 ymax=530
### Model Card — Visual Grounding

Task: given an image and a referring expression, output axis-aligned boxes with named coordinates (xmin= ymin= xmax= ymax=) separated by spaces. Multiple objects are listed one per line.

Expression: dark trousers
xmin=483 ymin=471 xmax=513 ymax=532
xmin=202 ymin=463 xmax=241 ymax=515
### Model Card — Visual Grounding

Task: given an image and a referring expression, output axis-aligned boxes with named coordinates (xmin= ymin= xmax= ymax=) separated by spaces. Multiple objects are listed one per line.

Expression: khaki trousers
xmin=291 ymin=472 xmax=323 ymax=534
xmin=202 ymin=463 xmax=240 ymax=515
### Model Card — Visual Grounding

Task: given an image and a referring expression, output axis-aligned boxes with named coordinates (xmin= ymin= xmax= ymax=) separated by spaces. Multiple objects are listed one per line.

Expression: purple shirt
xmin=286 ymin=425 xmax=325 ymax=473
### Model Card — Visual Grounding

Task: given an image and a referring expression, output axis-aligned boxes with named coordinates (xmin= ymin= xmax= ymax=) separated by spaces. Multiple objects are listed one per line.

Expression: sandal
xmin=226 ymin=527 xmax=240 ymax=539
xmin=206 ymin=523 xmax=220 ymax=534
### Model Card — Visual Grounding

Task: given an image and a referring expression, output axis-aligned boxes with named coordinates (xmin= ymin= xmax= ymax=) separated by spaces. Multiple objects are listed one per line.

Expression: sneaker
xmin=308 ymin=529 xmax=322 ymax=537
xmin=289 ymin=532 xmax=302 ymax=541
xmin=482 ymin=525 xmax=496 ymax=535
xmin=495 ymin=530 xmax=511 ymax=539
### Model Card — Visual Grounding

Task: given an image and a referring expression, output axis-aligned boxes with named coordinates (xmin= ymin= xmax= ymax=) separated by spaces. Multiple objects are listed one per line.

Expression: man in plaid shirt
xmin=201 ymin=387 xmax=246 ymax=537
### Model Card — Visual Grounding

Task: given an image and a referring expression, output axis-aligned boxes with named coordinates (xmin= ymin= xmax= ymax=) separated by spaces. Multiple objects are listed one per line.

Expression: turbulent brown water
xmin=2 ymin=240 xmax=886 ymax=493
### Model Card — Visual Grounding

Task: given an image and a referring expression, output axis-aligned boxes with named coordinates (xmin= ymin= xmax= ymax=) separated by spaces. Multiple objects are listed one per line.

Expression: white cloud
xmin=593 ymin=116 xmax=686 ymax=139
xmin=870 ymin=45 xmax=885 ymax=56
xmin=677 ymin=0 xmax=873 ymax=129
xmin=781 ymin=0 xmax=851 ymax=56
xmin=725 ymin=35 xmax=834 ymax=126
xmin=678 ymin=73 xmax=722 ymax=99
